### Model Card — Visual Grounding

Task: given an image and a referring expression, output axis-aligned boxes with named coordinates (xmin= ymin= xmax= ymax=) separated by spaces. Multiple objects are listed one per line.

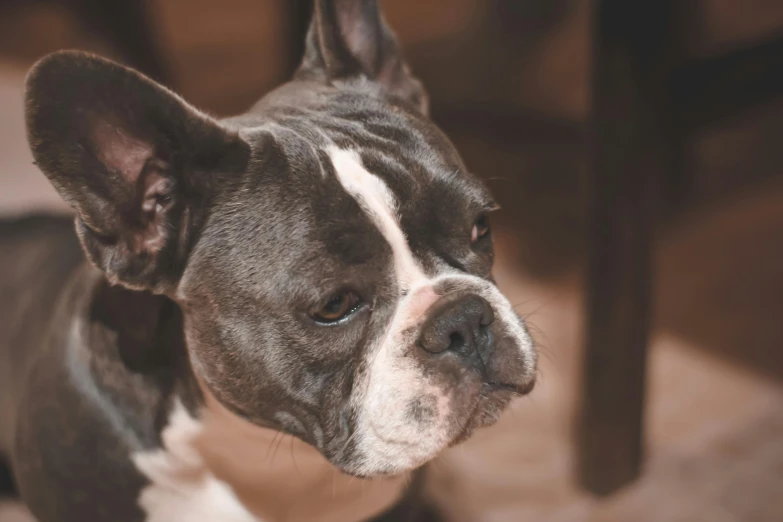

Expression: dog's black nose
xmin=419 ymin=294 xmax=494 ymax=357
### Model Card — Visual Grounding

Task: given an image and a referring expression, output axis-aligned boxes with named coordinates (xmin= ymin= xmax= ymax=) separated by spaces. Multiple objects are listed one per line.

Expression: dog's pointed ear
xmin=25 ymin=51 xmax=250 ymax=293
xmin=298 ymin=0 xmax=429 ymax=114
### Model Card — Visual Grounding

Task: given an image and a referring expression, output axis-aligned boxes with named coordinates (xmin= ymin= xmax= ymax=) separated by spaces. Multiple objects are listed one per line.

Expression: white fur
xmin=327 ymin=147 xmax=536 ymax=475
xmin=132 ymin=389 xmax=407 ymax=522
xmin=133 ymin=402 xmax=260 ymax=522
xmin=328 ymin=147 xmax=426 ymax=288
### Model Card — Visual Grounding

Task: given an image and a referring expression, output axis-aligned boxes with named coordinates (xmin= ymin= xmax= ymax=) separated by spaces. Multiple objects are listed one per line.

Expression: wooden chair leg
xmin=577 ymin=0 xmax=680 ymax=496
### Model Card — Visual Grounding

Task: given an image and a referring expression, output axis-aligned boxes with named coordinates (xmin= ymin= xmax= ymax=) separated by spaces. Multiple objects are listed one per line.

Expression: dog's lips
xmin=322 ymin=376 xmax=536 ymax=478
xmin=484 ymin=378 xmax=536 ymax=397
xmin=448 ymin=377 xmax=536 ymax=446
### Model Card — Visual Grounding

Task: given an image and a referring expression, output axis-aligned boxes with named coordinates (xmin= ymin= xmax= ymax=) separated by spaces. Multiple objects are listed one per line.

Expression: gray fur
xmin=0 ymin=1 xmax=536 ymax=520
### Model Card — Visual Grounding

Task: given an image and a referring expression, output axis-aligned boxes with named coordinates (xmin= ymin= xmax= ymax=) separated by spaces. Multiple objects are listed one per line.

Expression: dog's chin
xmin=333 ymin=380 xmax=536 ymax=479
xmin=450 ymin=380 xmax=535 ymax=446
xmin=337 ymin=464 xmax=411 ymax=480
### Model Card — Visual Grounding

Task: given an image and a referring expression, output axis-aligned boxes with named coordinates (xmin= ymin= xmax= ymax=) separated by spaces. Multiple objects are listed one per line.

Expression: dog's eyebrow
xmin=467 ymin=198 xmax=499 ymax=215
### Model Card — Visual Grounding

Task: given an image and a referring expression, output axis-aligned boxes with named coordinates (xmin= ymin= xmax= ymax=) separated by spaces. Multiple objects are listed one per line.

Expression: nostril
xmin=448 ymin=331 xmax=465 ymax=352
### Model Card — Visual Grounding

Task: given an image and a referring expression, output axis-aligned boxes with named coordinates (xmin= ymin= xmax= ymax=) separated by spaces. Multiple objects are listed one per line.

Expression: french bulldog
xmin=0 ymin=0 xmax=537 ymax=520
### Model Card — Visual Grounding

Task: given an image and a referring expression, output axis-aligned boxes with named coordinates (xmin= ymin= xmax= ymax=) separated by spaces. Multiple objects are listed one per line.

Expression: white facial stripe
xmin=327 ymin=147 xmax=425 ymax=289
xmin=328 ymin=146 xmax=446 ymax=473
xmin=328 ymin=145 xmax=536 ymax=476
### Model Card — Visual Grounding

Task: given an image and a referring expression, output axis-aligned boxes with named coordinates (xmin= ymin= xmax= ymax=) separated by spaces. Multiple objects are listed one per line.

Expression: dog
xmin=0 ymin=1 xmax=537 ymax=520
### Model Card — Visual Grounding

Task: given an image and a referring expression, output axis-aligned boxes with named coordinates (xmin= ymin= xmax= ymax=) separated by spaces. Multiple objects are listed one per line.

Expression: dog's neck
xmin=134 ymin=379 xmax=409 ymax=522
xmin=197 ymin=384 xmax=410 ymax=521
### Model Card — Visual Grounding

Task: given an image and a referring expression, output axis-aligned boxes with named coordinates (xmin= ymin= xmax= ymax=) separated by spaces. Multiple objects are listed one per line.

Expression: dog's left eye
xmin=311 ymin=292 xmax=362 ymax=324
xmin=471 ymin=215 xmax=491 ymax=244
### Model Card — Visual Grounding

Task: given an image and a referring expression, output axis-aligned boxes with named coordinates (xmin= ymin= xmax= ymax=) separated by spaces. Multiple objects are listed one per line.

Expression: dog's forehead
xmin=228 ymin=86 xmax=493 ymax=219
xmin=190 ymin=87 xmax=496 ymax=295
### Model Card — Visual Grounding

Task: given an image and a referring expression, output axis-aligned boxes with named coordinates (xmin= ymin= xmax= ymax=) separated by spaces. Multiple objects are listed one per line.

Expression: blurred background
xmin=1 ymin=0 xmax=782 ymax=521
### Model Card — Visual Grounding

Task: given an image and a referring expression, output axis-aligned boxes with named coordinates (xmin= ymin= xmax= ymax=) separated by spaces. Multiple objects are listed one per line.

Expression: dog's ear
xmin=25 ymin=51 xmax=249 ymax=293
xmin=298 ymin=0 xmax=429 ymax=114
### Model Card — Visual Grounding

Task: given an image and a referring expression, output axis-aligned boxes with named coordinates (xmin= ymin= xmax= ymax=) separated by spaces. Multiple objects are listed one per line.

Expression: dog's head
xmin=25 ymin=0 xmax=536 ymax=477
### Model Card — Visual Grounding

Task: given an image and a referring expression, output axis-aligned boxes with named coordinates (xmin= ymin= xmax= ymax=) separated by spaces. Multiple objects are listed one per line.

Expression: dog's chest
xmin=131 ymin=399 xmax=407 ymax=522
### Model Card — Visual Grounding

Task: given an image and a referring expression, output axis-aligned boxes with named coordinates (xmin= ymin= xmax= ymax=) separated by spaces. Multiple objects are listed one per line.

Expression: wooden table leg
xmin=577 ymin=0 xmax=680 ymax=496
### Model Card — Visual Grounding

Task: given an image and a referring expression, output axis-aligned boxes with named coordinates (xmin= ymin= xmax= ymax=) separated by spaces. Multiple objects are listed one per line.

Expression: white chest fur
xmin=132 ymin=393 xmax=408 ymax=522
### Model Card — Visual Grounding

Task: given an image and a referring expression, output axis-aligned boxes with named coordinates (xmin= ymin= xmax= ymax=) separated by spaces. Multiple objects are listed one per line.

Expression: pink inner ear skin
xmin=90 ymin=117 xmax=155 ymax=185
xmin=338 ymin=3 xmax=378 ymax=74
xmin=88 ymin=117 xmax=174 ymax=255
xmin=136 ymin=169 xmax=174 ymax=253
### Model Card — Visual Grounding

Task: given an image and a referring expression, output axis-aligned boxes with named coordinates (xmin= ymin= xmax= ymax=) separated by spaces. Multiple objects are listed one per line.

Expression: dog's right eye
xmin=310 ymin=292 xmax=363 ymax=324
xmin=470 ymin=214 xmax=491 ymax=244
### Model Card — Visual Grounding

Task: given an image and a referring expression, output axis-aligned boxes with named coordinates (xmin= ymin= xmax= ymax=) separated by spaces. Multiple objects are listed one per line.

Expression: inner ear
xmin=25 ymin=50 xmax=250 ymax=292
xmin=89 ymin=117 xmax=175 ymax=251
xmin=91 ymin=117 xmax=156 ymax=185
xmin=332 ymin=0 xmax=383 ymax=75
xmin=299 ymin=0 xmax=429 ymax=114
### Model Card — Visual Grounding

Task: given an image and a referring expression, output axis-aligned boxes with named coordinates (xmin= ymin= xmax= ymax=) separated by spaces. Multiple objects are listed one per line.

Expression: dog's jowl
xmin=0 ymin=1 xmax=537 ymax=521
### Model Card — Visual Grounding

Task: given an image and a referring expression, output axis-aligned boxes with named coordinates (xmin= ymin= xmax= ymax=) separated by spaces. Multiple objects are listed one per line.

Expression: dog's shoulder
xmin=7 ymin=249 xmax=197 ymax=521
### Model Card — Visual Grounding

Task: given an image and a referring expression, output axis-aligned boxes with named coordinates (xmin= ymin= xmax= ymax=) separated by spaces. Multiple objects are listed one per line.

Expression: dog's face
xmin=25 ymin=0 xmax=536 ymax=477
xmin=178 ymin=100 xmax=537 ymax=477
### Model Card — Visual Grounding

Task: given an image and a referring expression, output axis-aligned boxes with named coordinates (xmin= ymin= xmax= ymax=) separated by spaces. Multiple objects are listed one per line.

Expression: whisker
xmin=340 ymin=427 xmax=360 ymax=455
xmin=265 ymin=431 xmax=283 ymax=461
xmin=289 ymin=435 xmax=302 ymax=477
xmin=270 ymin=430 xmax=286 ymax=464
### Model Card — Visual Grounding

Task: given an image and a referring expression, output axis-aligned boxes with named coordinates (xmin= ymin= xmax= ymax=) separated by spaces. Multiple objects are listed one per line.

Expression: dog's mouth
xmin=485 ymin=379 xmax=537 ymax=397
xmin=330 ymin=372 xmax=536 ymax=479
xmin=449 ymin=378 xmax=537 ymax=446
